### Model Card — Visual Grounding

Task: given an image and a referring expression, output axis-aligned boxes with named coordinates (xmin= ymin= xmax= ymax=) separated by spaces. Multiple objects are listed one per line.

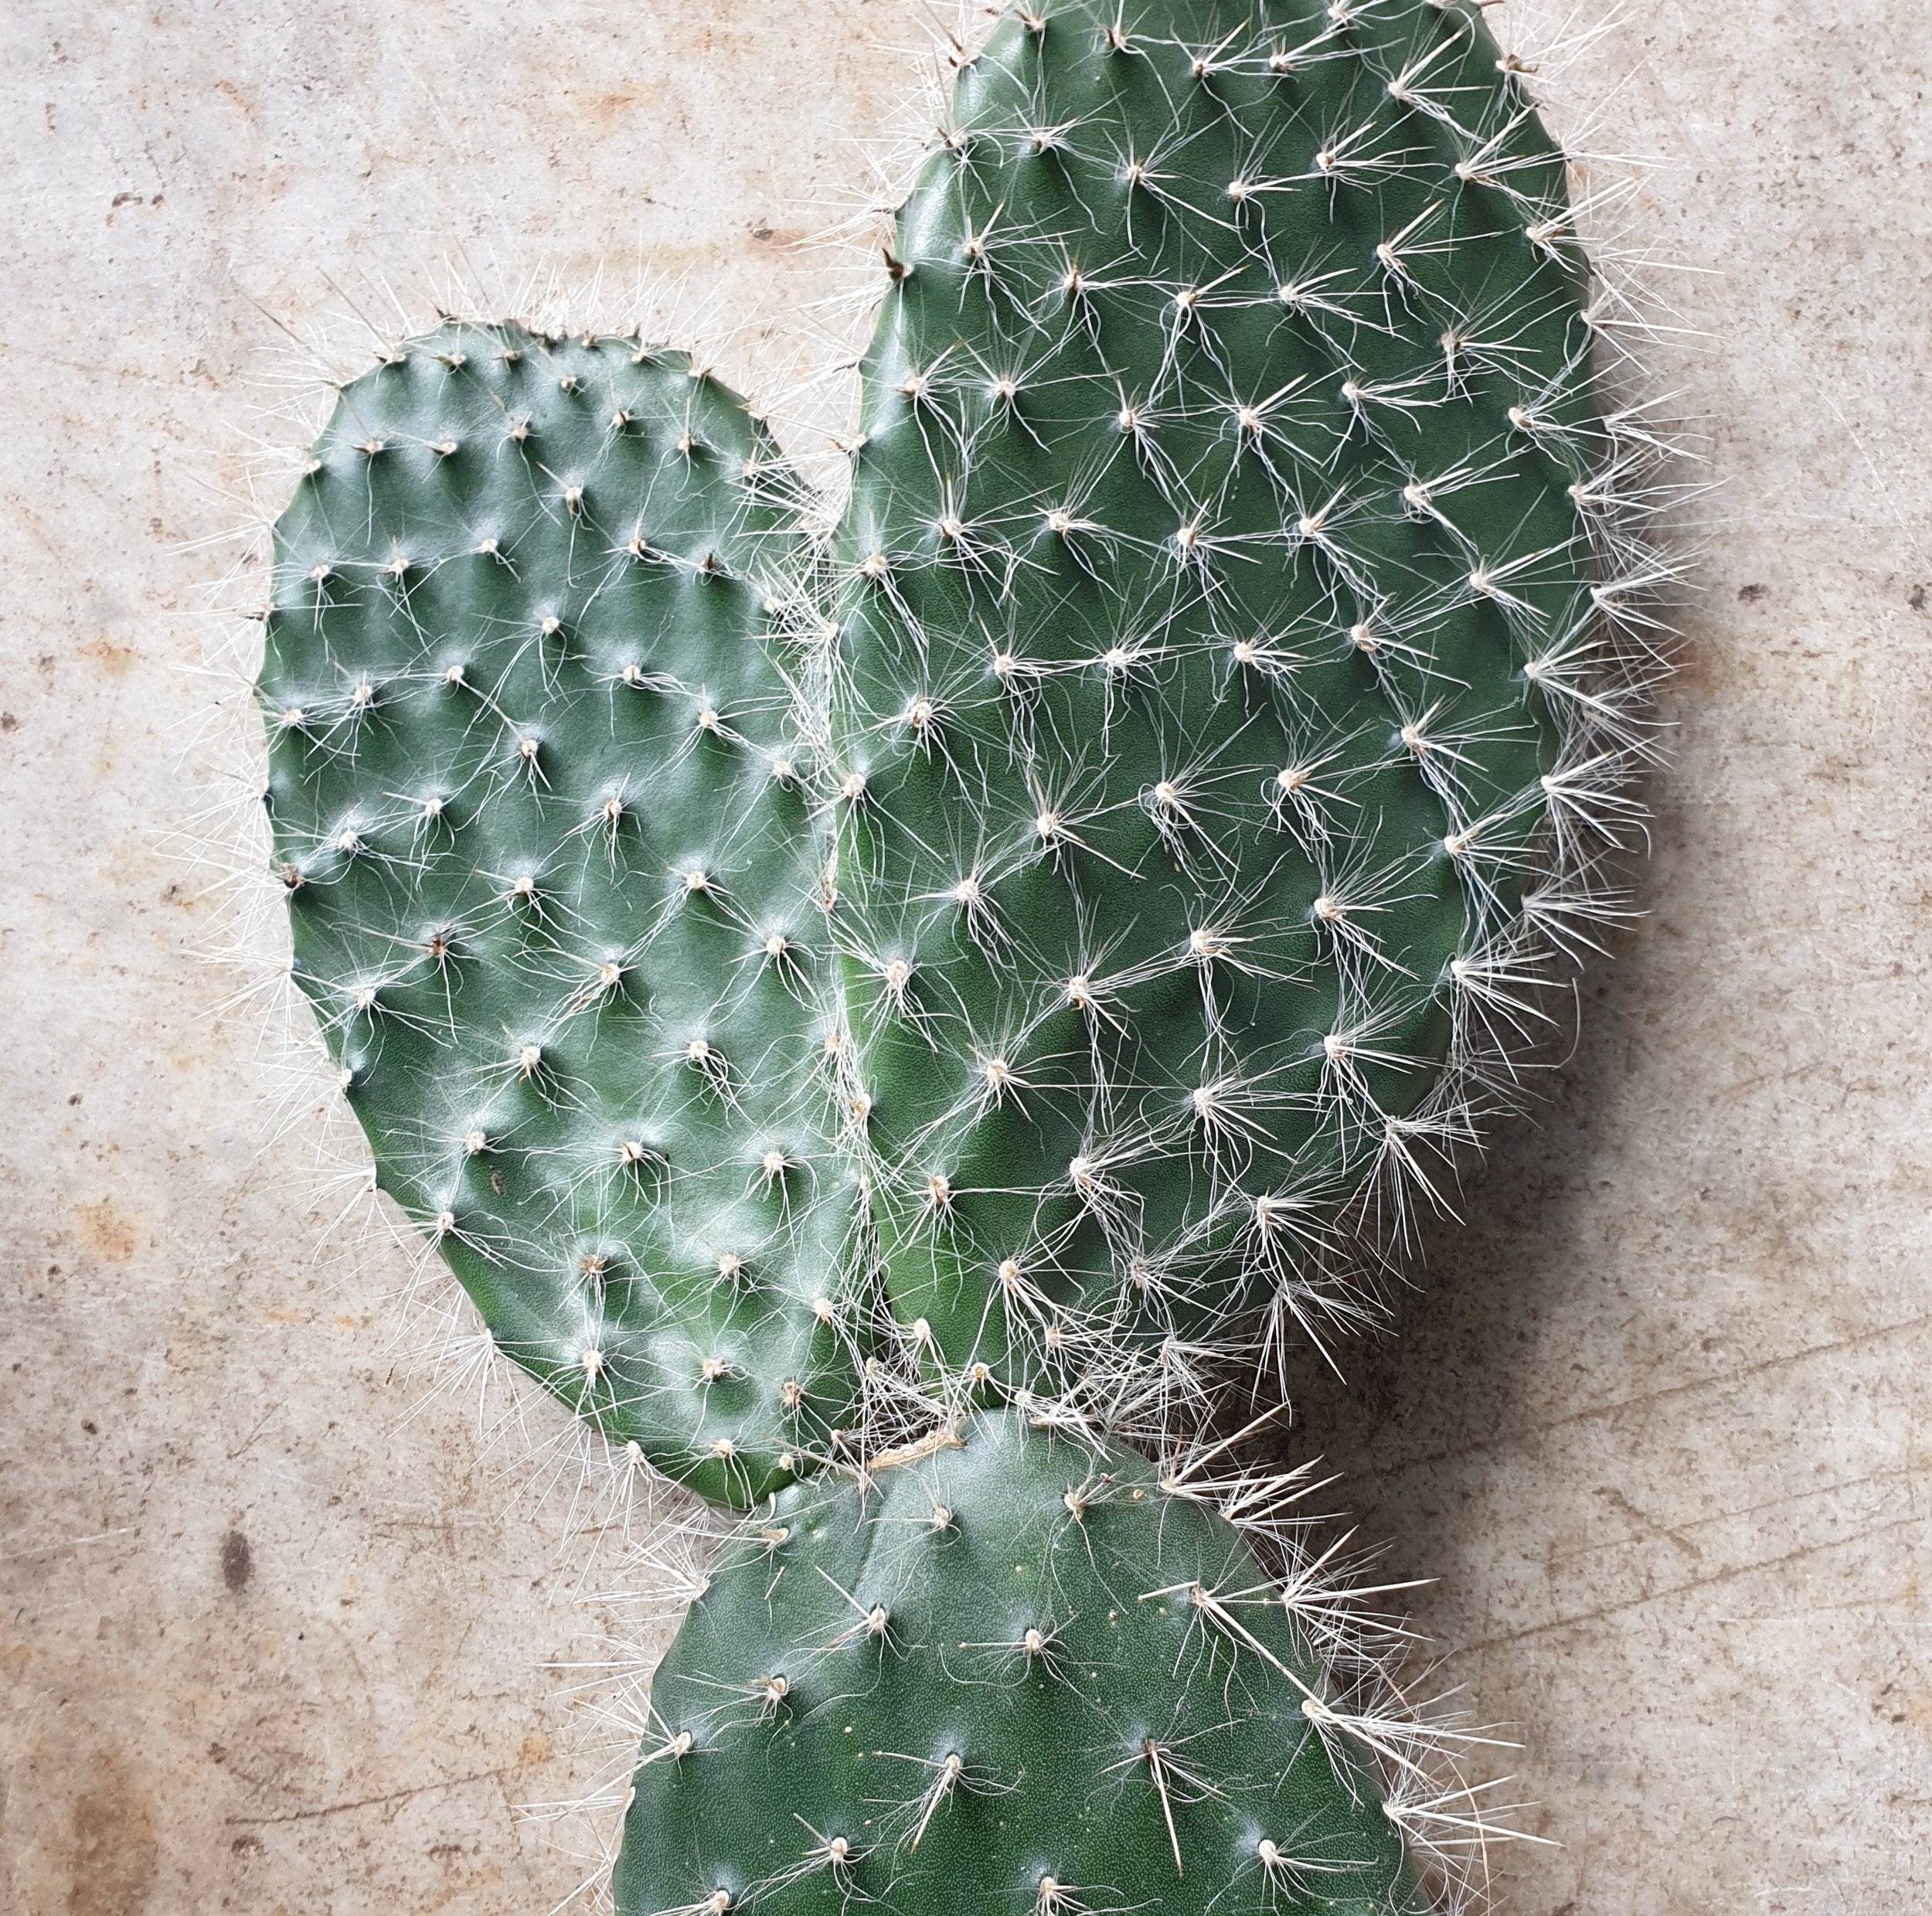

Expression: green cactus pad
xmin=617 ymin=1407 xmax=1426 ymax=1915
xmin=260 ymin=322 xmax=865 ymax=1506
xmin=830 ymin=0 xmax=1614 ymax=1388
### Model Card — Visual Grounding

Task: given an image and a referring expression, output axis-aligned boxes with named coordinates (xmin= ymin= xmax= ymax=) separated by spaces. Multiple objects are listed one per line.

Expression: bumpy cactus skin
xmin=617 ymin=1407 xmax=1423 ymax=1916
xmin=260 ymin=327 xmax=865 ymax=1506
xmin=834 ymin=0 xmax=1604 ymax=1394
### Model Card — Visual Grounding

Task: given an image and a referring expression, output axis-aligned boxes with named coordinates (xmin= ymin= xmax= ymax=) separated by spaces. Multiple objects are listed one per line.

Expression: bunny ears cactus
xmin=256 ymin=1 xmax=1669 ymax=1908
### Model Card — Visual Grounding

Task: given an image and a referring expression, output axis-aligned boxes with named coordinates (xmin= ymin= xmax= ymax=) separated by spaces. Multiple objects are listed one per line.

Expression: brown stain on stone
xmin=67 ymin=1751 xmax=158 ymax=1915
xmin=73 ymin=1199 xmax=140 ymax=1264
xmin=578 ymin=87 xmax=662 ymax=131
xmin=75 ymin=638 xmax=138 ymax=679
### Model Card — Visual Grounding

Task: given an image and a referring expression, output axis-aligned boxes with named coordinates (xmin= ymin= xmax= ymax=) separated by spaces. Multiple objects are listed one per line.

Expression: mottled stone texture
xmin=0 ymin=2 xmax=1924 ymax=1914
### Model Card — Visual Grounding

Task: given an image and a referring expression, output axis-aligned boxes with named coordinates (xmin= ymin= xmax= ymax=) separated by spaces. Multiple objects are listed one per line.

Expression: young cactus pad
xmin=617 ymin=1406 xmax=1427 ymax=1916
xmin=259 ymin=0 xmax=1649 ymax=1495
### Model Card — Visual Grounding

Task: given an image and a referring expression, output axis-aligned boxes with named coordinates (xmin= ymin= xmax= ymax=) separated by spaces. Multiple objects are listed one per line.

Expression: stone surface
xmin=0 ymin=2 xmax=1925 ymax=1914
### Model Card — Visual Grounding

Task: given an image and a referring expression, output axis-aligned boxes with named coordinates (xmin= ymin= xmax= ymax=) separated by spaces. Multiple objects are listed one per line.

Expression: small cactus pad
xmin=617 ymin=1407 xmax=1424 ymax=1914
xmin=832 ymin=0 xmax=1614 ymax=1385
xmin=260 ymin=322 xmax=865 ymax=1506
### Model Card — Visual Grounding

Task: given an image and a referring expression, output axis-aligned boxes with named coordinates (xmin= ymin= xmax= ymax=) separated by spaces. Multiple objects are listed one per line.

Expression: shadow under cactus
xmin=1274 ymin=954 xmax=1651 ymax=1494
xmin=1262 ymin=834 xmax=1674 ymax=1825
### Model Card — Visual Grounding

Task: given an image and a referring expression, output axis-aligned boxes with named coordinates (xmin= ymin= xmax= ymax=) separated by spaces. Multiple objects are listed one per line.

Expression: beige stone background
xmin=2 ymin=0 xmax=1927 ymax=1911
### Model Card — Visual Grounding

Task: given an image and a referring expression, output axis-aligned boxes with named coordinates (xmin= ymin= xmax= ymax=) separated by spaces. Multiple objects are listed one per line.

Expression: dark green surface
xmin=831 ymin=0 xmax=1598 ymax=1386
xmin=260 ymin=325 xmax=864 ymax=1506
xmin=617 ymin=1407 xmax=1427 ymax=1915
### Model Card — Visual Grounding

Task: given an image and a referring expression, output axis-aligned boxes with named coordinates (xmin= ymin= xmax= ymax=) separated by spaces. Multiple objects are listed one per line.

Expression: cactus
xmin=262 ymin=0 xmax=1653 ymax=1476
xmin=617 ymin=1406 xmax=1430 ymax=1916
xmin=253 ymin=0 xmax=1667 ymax=1904
xmin=260 ymin=329 xmax=867 ymax=1507
xmin=832 ymin=0 xmax=1646 ymax=1406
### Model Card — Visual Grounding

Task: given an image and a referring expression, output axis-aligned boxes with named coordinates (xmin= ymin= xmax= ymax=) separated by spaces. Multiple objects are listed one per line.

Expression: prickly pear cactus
xmin=618 ymin=1407 xmax=1428 ymax=1916
xmin=261 ymin=0 xmax=1647 ymax=1488
xmin=832 ymin=0 xmax=1628 ymax=1397
xmin=260 ymin=332 xmax=866 ymax=1507
xmin=253 ymin=0 xmax=1663 ymax=1904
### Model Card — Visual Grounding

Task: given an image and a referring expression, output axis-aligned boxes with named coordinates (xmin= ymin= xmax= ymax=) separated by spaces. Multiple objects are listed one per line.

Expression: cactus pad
xmin=617 ymin=1407 xmax=1425 ymax=1915
xmin=260 ymin=325 xmax=866 ymax=1506
xmin=832 ymin=0 xmax=1619 ymax=1394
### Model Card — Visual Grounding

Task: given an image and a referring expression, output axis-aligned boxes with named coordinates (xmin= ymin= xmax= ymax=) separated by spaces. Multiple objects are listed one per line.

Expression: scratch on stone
xmin=0 ymin=1524 xmax=139 ymax=1564
xmin=1384 ymin=1312 xmax=1932 ymax=1483
xmin=226 ymin=1768 xmax=507 ymax=1826
xmin=1457 ymin=1510 xmax=1930 ymax=1656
